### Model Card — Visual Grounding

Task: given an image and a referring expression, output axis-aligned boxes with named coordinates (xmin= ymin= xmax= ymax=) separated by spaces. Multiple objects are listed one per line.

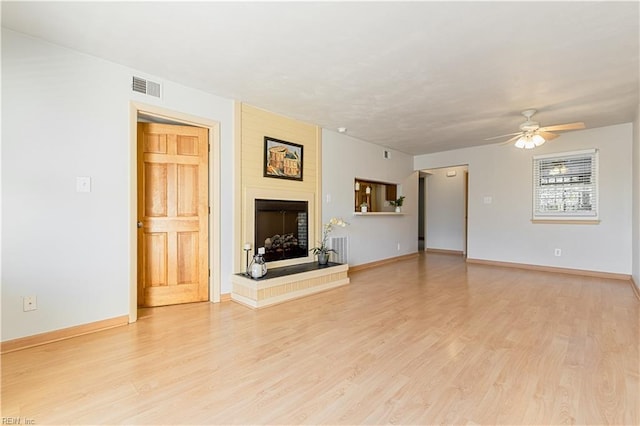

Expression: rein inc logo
xmin=2 ymin=418 xmax=35 ymax=425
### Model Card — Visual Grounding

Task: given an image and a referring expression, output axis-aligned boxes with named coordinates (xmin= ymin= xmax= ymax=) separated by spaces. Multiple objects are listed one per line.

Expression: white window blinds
xmin=533 ymin=149 xmax=598 ymax=219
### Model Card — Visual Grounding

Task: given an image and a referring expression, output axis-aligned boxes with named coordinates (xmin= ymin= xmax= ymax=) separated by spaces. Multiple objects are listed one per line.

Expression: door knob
xmin=137 ymin=221 xmax=143 ymax=228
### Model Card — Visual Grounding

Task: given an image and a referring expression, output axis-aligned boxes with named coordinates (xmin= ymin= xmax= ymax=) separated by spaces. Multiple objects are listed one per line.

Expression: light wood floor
xmin=2 ymin=253 xmax=638 ymax=425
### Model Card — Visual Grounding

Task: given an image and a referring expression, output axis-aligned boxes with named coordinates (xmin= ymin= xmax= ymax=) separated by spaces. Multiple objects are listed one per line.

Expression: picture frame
xmin=263 ymin=136 xmax=303 ymax=181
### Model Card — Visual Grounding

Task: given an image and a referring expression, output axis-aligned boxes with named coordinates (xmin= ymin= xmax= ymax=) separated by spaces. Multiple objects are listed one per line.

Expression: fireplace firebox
xmin=255 ymin=199 xmax=308 ymax=262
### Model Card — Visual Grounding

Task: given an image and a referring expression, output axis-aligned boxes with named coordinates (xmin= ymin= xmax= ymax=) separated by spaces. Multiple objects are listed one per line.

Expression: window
xmin=533 ymin=149 xmax=598 ymax=220
xmin=353 ymin=178 xmax=399 ymax=213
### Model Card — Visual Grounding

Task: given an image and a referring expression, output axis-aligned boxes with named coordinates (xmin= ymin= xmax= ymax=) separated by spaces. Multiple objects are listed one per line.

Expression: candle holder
xmin=365 ymin=186 xmax=371 ymax=211
xmin=243 ymin=243 xmax=252 ymax=276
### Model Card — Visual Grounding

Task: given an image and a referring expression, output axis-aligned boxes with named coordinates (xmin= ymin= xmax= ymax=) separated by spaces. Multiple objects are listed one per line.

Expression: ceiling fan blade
xmin=538 ymin=122 xmax=585 ymax=132
xmin=484 ymin=131 xmax=523 ymax=141
xmin=538 ymin=131 xmax=560 ymax=141
xmin=498 ymin=134 xmax=524 ymax=145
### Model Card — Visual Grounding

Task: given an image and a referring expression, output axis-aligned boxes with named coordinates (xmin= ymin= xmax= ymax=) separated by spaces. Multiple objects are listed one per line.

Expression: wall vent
xmin=132 ymin=76 xmax=161 ymax=98
xmin=330 ymin=236 xmax=348 ymax=264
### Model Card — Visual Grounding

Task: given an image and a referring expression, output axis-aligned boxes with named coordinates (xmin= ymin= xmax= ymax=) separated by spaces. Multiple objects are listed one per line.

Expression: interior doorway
xmin=129 ymin=103 xmax=221 ymax=322
xmin=418 ymin=173 xmax=427 ymax=251
xmin=420 ymin=165 xmax=468 ymax=256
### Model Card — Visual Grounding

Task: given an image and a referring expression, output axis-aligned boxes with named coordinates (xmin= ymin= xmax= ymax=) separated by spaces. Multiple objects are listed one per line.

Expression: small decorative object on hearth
xmin=317 ymin=252 xmax=329 ymax=265
xmin=249 ymin=247 xmax=267 ymax=279
xmin=360 ymin=202 xmax=368 ymax=213
xmin=310 ymin=217 xmax=348 ymax=265
xmin=243 ymin=243 xmax=252 ymax=276
xmin=390 ymin=195 xmax=405 ymax=213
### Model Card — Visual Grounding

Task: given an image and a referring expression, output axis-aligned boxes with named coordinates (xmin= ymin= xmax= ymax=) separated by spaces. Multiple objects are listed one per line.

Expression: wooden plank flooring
xmin=2 ymin=253 xmax=638 ymax=424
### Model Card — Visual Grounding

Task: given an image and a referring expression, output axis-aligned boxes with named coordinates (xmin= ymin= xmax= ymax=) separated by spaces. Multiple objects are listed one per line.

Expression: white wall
xmin=414 ymin=124 xmax=633 ymax=275
xmin=633 ymin=105 xmax=640 ymax=289
xmin=424 ymin=166 xmax=468 ymax=253
xmin=322 ymin=131 xmax=418 ymax=266
xmin=1 ymin=29 xmax=235 ymax=341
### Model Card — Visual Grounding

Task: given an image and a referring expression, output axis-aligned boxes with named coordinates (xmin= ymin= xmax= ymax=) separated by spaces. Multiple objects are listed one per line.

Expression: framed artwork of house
xmin=263 ymin=136 xmax=303 ymax=181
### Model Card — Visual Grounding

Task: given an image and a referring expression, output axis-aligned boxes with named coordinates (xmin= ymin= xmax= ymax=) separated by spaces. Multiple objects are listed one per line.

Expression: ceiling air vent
xmin=132 ymin=76 xmax=161 ymax=98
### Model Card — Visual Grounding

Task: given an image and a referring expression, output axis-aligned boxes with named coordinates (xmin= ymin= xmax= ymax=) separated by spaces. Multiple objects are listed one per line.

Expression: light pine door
xmin=137 ymin=122 xmax=209 ymax=307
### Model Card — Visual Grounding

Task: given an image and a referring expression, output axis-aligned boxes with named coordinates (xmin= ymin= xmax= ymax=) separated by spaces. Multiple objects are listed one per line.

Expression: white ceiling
xmin=2 ymin=1 xmax=638 ymax=155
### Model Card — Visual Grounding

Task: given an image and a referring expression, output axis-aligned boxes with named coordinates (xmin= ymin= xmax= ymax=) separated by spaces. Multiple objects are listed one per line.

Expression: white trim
xmin=244 ymin=187 xmax=317 ymax=269
xmin=532 ymin=148 xmax=599 ymax=221
xmin=129 ymin=102 xmax=222 ymax=323
xmin=533 ymin=148 xmax=597 ymax=160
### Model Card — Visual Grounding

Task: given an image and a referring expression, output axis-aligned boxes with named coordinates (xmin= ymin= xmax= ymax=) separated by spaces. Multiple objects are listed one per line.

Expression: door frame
xmin=464 ymin=170 xmax=469 ymax=257
xmin=129 ymin=102 xmax=221 ymax=323
xmin=420 ymin=165 xmax=468 ymax=256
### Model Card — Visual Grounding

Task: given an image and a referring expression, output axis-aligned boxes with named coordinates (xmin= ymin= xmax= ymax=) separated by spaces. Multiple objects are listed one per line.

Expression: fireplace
xmin=255 ymin=199 xmax=308 ymax=262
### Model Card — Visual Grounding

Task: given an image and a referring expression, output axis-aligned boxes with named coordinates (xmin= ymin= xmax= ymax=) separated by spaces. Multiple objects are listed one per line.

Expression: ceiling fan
xmin=485 ymin=109 xmax=586 ymax=149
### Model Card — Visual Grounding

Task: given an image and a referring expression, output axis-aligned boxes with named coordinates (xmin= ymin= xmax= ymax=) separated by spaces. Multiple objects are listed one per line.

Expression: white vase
xmin=395 ymin=206 xmax=401 ymax=213
xmin=361 ymin=206 xmax=367 ymax=212
xmin=249 ymin=254 xmax=267 ymax=279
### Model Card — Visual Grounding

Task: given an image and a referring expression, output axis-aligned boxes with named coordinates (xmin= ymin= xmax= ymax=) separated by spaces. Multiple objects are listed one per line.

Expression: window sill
xmin=531 ymin=219 xmax=600 ymax=225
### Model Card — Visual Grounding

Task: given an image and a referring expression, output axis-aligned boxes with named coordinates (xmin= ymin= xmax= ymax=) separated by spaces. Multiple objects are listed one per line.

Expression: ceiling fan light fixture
xmin=492 ymin=109 xmax=584 ymax=150
xmin=532 ymin=134 xmax=546 ymax=146
xmin=515 ymin=135 xmax=537 ymax=149
xmin=514 ymin=133 xmax=546 ymax=149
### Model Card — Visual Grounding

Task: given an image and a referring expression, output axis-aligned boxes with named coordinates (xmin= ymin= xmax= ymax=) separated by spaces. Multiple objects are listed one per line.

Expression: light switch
xmin=483 ymin=196 xmax=492 ymax=204
xmin=76 ymin=176 xmax=91 ymax=193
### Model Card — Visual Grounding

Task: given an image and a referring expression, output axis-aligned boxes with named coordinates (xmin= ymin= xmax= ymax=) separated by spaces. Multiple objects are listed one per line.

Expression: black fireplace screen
xmin=255 ymin=199 xmax=309 ymax=262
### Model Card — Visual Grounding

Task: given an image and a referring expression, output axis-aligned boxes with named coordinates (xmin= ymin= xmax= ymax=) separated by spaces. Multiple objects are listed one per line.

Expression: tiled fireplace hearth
xmin=231 ymin=262 xmax=349 ymax=308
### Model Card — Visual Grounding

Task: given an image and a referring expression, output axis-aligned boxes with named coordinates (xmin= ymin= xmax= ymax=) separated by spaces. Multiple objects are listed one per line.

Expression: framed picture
xmin=263 ymin=136 xmax=303 ymax=181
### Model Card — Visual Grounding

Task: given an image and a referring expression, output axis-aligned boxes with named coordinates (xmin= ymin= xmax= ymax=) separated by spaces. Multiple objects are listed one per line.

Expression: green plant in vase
xmin=390 ymin=195 xmax=405 ymax=212
xmin=310 ymin=217 xmax=348 ymax=265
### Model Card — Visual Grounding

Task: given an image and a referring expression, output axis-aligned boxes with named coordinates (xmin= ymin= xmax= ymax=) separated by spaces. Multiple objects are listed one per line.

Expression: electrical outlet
xmin=397 ymin=243 xmax=401 ymax=251
xmin=554 ymin=248 xmax=562 ymax=257
xmin=76 ymin=176 xmax=91 ymax=193
xmin=23 ymin=296 xmax=37 ymax=312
